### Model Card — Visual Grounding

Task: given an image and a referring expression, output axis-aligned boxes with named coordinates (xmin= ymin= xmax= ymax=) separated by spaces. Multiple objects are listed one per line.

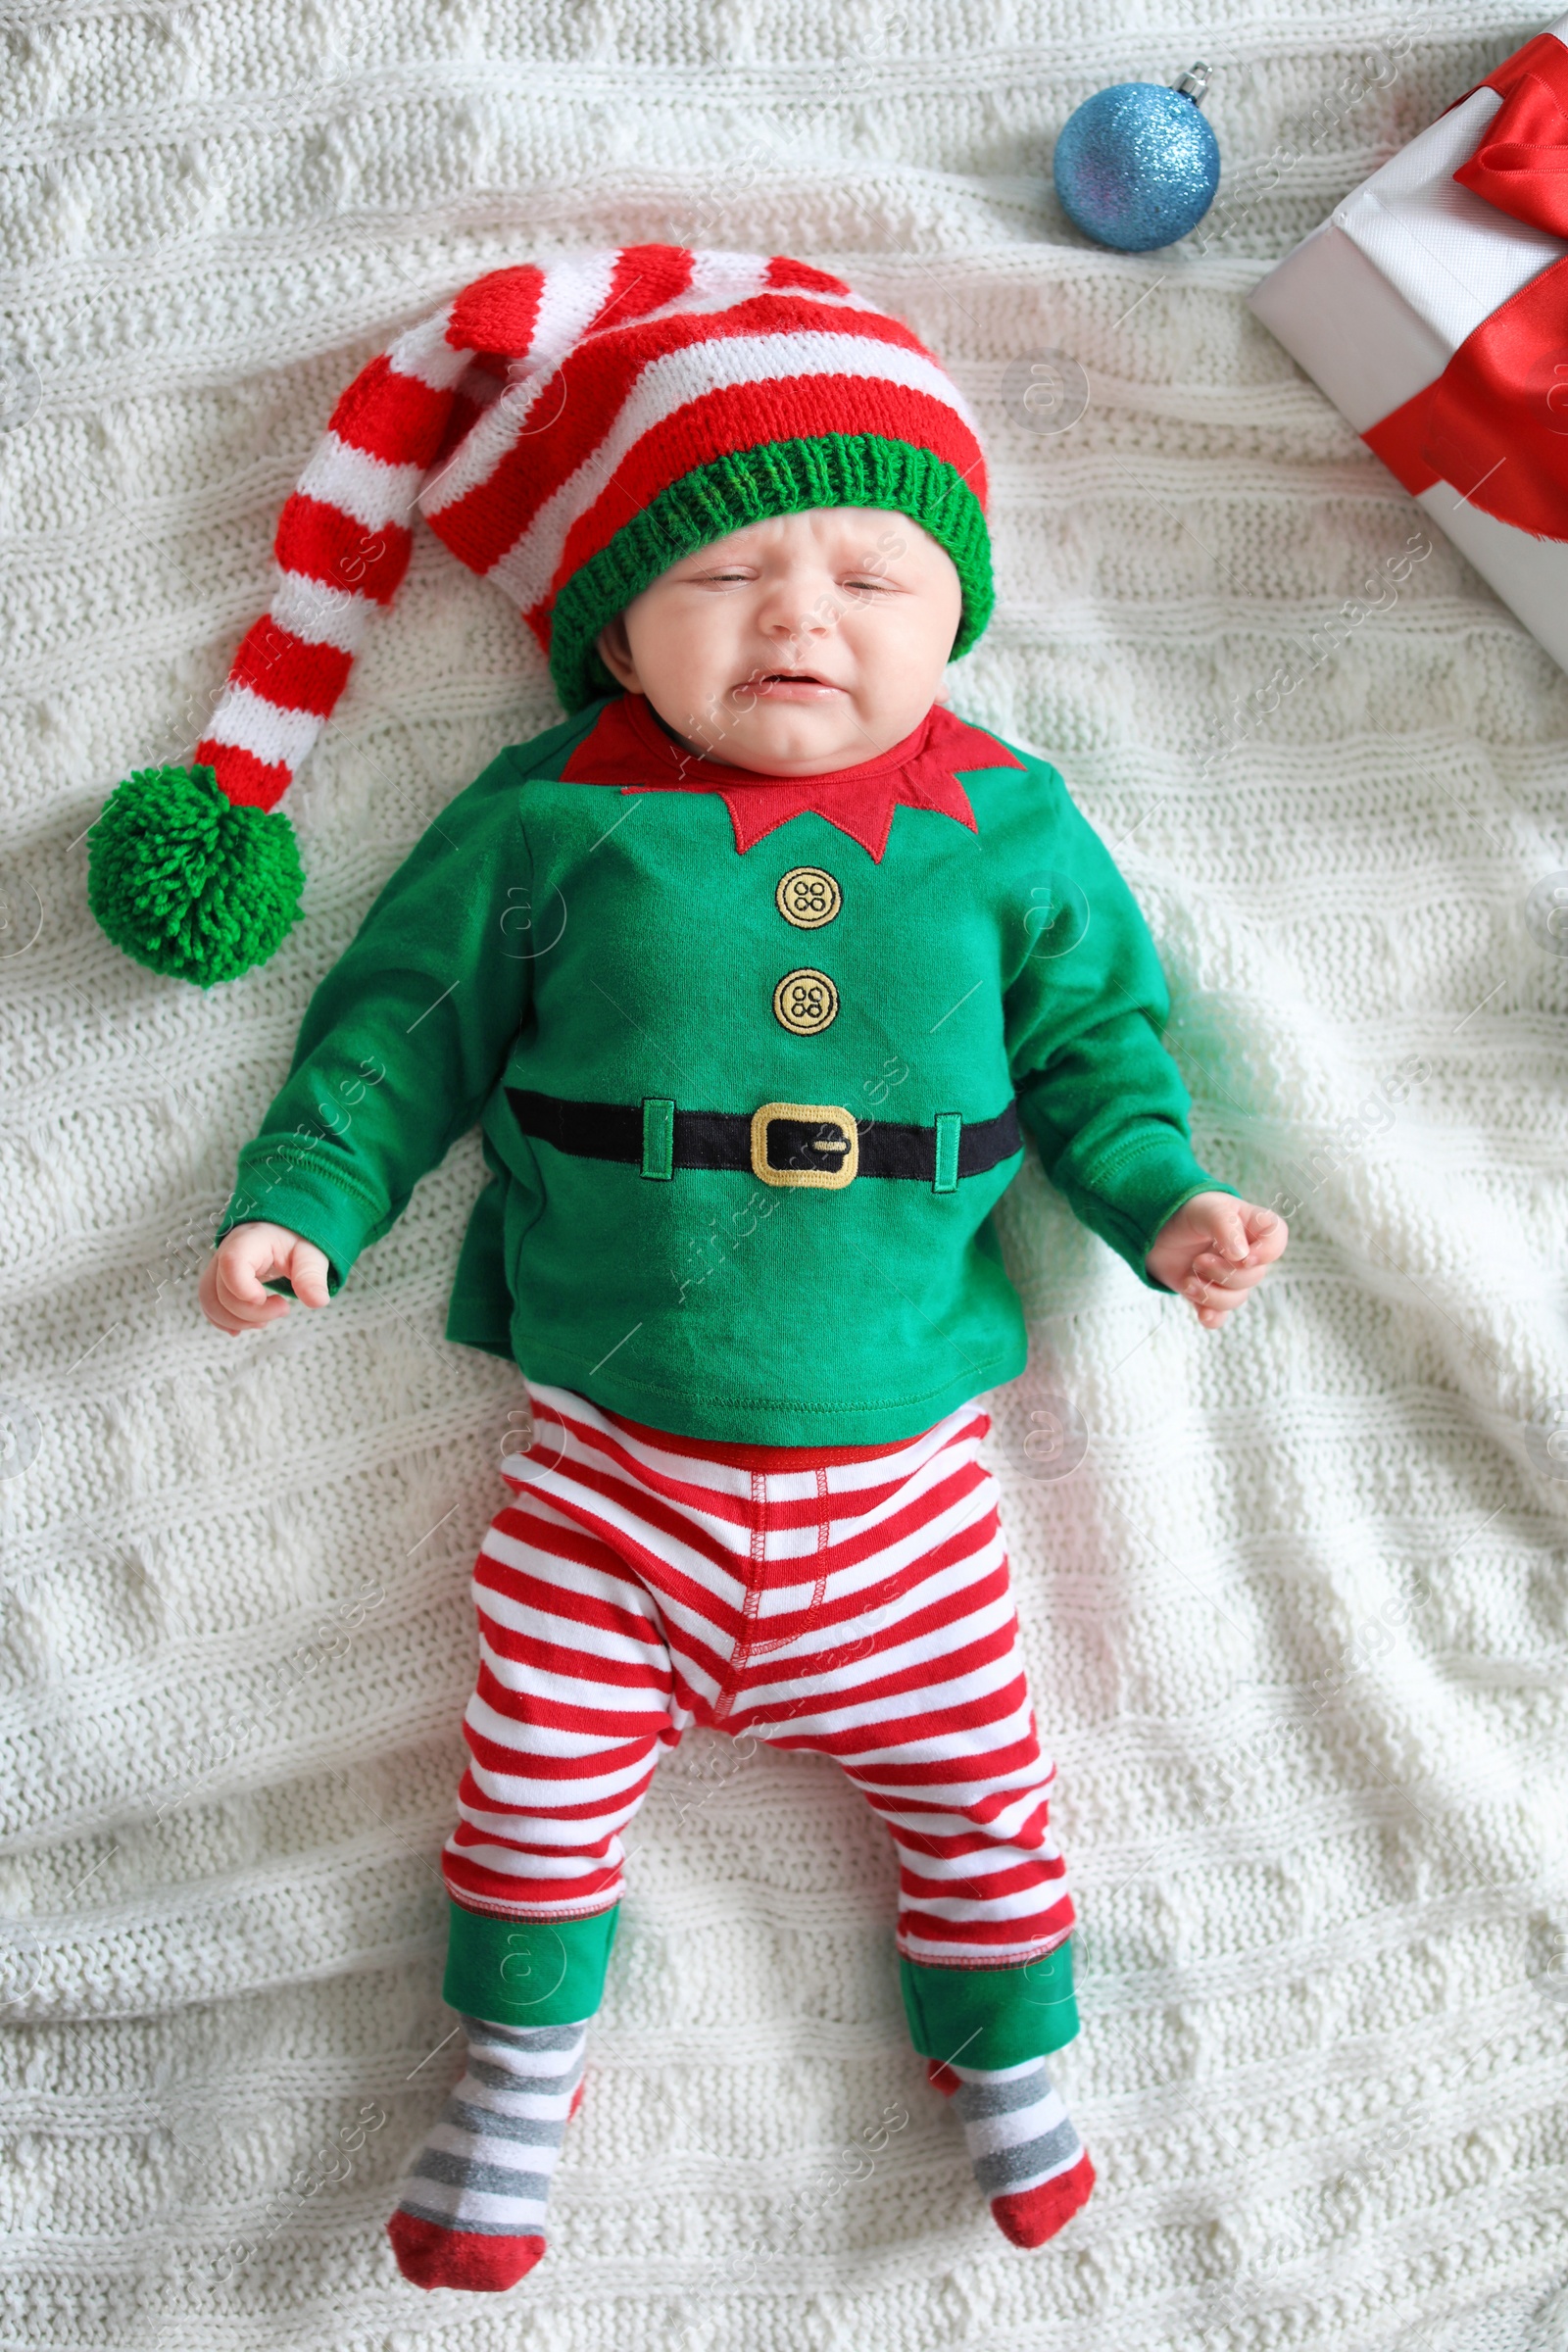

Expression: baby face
xmin=593 ymin=507 xmax=964 ymax=775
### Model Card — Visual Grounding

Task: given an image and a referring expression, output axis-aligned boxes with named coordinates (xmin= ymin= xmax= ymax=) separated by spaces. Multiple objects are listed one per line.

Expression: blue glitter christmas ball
xmin=1054 ymin=78 xmax=1220 ymax=253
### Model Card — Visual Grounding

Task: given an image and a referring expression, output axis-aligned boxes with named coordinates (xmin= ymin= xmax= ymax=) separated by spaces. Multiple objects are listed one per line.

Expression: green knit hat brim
xmin=547 ymin=433 xmax=994 ymax=713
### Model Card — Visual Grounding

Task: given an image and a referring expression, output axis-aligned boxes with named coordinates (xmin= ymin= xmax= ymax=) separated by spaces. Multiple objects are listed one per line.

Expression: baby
xmin=170 ymin=246 xmax=1286 ymax=2291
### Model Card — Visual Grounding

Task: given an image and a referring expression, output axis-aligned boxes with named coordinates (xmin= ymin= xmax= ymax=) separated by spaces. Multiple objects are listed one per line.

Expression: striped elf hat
xmin=87 ymin=243 xmax=994 ymax=988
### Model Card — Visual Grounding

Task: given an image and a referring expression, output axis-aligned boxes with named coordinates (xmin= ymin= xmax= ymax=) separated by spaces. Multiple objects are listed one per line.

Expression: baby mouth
xmin=751 ymin=670 xmax=842 ymax=692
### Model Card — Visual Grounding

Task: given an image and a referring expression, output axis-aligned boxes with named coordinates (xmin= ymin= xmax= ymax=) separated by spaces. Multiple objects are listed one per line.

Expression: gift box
xmin=1248 ymin=19 xmax=1568 ymax=674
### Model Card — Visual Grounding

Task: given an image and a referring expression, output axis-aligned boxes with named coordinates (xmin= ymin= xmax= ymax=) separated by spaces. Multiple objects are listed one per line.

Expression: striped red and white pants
xmin=440 ymin=1383 xmax=1073 ymax=1969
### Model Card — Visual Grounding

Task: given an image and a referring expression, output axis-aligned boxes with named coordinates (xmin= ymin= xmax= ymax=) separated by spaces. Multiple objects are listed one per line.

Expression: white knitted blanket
xmin=5 ymin=5 xmax=1567 ymax=2347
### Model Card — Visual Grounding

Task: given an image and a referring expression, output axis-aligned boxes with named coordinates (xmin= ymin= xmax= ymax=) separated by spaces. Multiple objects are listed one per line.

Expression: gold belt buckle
xmin=750 ymin=1101 xmax=859 ymax=1190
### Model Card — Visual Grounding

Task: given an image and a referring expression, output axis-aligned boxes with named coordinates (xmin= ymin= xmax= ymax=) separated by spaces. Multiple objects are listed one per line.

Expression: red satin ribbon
xmin=1360 ymin=31 xmax=1568 ymax=540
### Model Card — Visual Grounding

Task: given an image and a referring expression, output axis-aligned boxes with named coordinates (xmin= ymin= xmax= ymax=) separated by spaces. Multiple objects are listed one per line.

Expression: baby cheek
xmin=645 ymin=612 xmax=731 ymax=711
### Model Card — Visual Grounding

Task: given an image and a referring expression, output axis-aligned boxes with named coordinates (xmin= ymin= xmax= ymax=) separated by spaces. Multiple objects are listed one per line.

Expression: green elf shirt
xmin=216 ymin=691 xmax=1235 ymax=1445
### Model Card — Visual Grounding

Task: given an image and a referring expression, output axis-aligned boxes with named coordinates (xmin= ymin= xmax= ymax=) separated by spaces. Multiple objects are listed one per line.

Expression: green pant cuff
xmin=899 ymin=1939 xmax=1078 ymax=2071
xmin=443 ymin=1898 xmax=618 ymax=2028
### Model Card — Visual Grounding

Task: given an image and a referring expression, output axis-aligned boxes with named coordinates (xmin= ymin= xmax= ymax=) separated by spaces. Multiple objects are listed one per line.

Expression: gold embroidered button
xmin=772 ymin=968 xmax=839 ymax=1036
xmin=775 ymin=866 xmax=842 ymax=929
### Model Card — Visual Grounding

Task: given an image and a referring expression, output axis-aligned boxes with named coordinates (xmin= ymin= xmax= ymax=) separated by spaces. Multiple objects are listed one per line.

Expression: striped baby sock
xmin=386 ymin=2015 xmax=587 ymax=2291
xmin=929 ymin=2054 xmax=1095 ymax=2246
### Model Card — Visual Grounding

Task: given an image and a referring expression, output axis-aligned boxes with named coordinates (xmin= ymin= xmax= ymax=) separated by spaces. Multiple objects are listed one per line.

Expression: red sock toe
xmin=991 ymin=2148 xmax=1096 ymax=2248
xmin=927 ymin=2058 xmax=960 ymax=2096
xmin=386 ymin=2210 xmax=546 ymax=2291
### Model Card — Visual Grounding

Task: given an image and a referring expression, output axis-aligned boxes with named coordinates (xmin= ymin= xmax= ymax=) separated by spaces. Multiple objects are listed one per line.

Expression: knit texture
xmin=386 ymin=2013 xmax=587 ymax=2288
xmin=80 ymin=240 xmax=994 ymax=985
xmin=4 ymin=5 xmax=1568 ymax=2350
xmin=551 ymin=432 xmax=993 ymax=709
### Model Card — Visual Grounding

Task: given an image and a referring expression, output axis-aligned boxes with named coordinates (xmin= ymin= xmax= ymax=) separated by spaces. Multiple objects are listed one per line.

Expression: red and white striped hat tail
xmin=191 ymin=307 xmax=479 ymax=810
xmin=186 ymin=243 xmax=965 ymax=810
xmin=188 ymin=247 xmax=716 ymax=813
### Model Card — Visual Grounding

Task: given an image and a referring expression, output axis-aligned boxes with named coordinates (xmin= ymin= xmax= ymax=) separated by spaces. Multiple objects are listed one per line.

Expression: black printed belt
xmin=506 ymin=1089 xmax=1023 ymax=1195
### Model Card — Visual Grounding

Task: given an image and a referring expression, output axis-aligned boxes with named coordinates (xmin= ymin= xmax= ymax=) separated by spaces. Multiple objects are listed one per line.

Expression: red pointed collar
xmin=559 ymin=692 xmax=1024 ymax=860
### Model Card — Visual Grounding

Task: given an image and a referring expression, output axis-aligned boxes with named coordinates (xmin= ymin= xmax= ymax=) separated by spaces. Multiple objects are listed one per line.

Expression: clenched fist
xmin=200 ymin=1222 xmax=332 ymax=1334
xmin=1144 ymin=1192 xmax=1288 ymax=1331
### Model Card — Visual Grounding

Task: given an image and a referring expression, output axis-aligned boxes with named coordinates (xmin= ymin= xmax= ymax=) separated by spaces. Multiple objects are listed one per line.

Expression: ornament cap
xmin=1173 ymin=62 xmax=1211 ymax=105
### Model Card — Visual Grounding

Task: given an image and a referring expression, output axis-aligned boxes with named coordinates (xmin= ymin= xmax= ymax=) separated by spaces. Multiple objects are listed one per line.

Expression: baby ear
xmin=595 ymin=613 xmax=637 ymax=690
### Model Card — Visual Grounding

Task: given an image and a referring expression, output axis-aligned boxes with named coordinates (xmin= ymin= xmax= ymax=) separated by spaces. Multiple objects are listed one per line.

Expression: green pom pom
xmin=86 ymin=764 xmax=305 ymax=988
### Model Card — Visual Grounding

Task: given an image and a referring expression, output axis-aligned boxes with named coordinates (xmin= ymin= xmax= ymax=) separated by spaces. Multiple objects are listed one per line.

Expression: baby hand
xmin=1144 ymin=1192 xmax=1288 ymax=1331
xmin=200 ymin=1222 xmax=332 ymax=1334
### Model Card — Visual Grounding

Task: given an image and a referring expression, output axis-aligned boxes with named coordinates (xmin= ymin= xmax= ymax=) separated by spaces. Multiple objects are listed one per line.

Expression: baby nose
xmin=761 ymin=590 xmax=832 ymax=639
